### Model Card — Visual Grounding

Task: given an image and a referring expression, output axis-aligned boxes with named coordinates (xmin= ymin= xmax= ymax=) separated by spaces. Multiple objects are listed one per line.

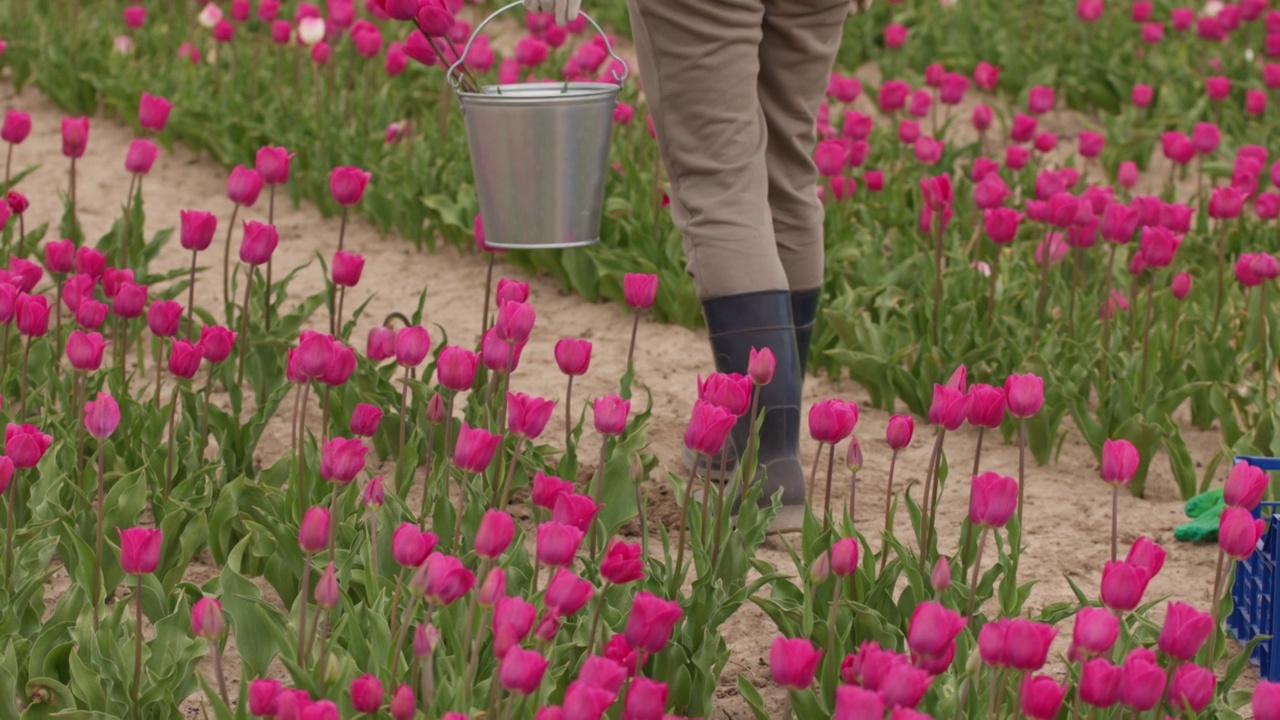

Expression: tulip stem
xmin=1033 ymin=232 xmax=1052 ymax=345
xmin=1111 ymin=485 xmax=1119 ymax=563
xmin=69 ymin=157 xmax=79 ymax=242
xmin=825 ymin=578 xmax=841 ymax=682
xmin=92 ymin=444 xmax=105 ymax=631
xmin=184 ymin=250 xmax=200 ymax=341
xmin=451 ymin=471 xmax=476 ymax=552
xmin=807 ymin=445 xmax=823 ymax=505
xmin=211 ymin=642 xmax=231 ymax=709
xmin=635 ymin=484 xmax=649 ymax=561
xmin=586 ymin=438 xmax=606 ymax=559
xmin=1205 ymin=549 xmax=1228 ymax=664
xmin=1138 ymin=279 xmax=1156 ymax=398
xmin=879 ymin=450 xmax=898 ymax=575
xmin=3 ymin=144 xmax=10 ymax=187
xmin=132 ymin=574 xmax=143 ymax=720
xmin=822 ymin=442 xmax=836 ymax=536
xmin=389 ymin=596 xmax=419 ymax=679
xmin=564 ymin=375 xmax=574 ymax=448
xmin=153 ymin=340 xmax=162 ymax=409
xmin=198 ymin=364 xmax=215 ymax=461
xmin=918 ymin=430 xmax=946 ymax=575
xmin=480 ymin=254 xmax=495 ymax=343
xmin=164 ymin=384 xmax=181 ymax=501
xmin=236 ymin=266 xmax=253 ymax=387
xmin=326 ymin=483 xmax=340 ymax=559
xmin=1214 ymin=220 xmax=1228 ymax=325
xmin=966 ymin=527 xmax=988 ymax=617
xmin=671 ymin=460 xmax=700 ymax=596
xmin=1099 ymin=243 xmax=1118 ymax=385
xmin=497 ymin=437 xmax=526 ymax=512
xmin=1260 ymin=283 xmax=1270 ymax=403
xmin=18 ymin=334 xmax=31 ymax=421
xmin=986 ymin=251 xmax=1000 ymax=325
xmin=297 ymin=558 xmax=312 ymax=664
xmin=625 ymin=310 xmax=640 ymax=378
xmin=399 ymin=370 xmax=410 ymax=495
xmin=221 ymin=204 xmax=240 ymax=320
xmin=931 ymin=209 xmax=944 ymax=348
xmin=3 ymin=477 xmax=14 ymax=592
xmin=586 ymin=590 xmax=606 ymax=655
xmin=297 ymin=384 xmax=313 ymax=514
xmin=121 ymin=174 xmax=138 ymax=270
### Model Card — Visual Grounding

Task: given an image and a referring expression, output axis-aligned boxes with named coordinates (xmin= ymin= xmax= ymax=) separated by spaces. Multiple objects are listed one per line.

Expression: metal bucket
xmin=447 ymin=2 xmax=628 ymax=250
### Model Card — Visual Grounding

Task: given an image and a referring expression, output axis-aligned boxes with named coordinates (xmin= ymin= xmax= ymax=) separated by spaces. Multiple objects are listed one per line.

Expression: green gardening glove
xmin=1175 ymin=488 xmax=1226 ymax=543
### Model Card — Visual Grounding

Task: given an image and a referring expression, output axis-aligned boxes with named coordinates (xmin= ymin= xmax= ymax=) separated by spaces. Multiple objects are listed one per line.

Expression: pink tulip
xmin=475 ymin=510 xmax=515 ymax=559
xmin=348 ymin=404 xmax=383 ymax=438
xmin=299 ymin=507 xmax=330 ymax=553
xmin=66 ymin=330 xmax=107 ymax=371
xmin=1069 ymin=606 xmax=1118 ymax=661
xmin=684 ymin=399 xmax=738 ymax=457
xmin=319 ymin=437 xmax=367 ymax=484
xmin=239 ymin=220 xmax=278 ymax=265
xmin=622 ymin=273 xmax=658 ymax=309
xmin=495 ymin=300 xmax=536 ymax=344
xmin=1168 ymin=663 xmax=1214 ymax=713
xmin=624 ymin=591 xmax=682 ymax=653
xmin=1254 ymin=681 xmax=1280 ymax=720
xmin=15 ymin=294 xmax=49 ymax=337
xmin=331 ymin=251 xmax=364 ymax=287
xmin=906 ymin=601 xmax=966 ymax=659
xmin=452 ymin=423 xmax=501 ymax=474
xmin=927 ymin=384 xmax=968 ymax=430
xmin=255 ymin=146 xmax=293 ymax=185
xmin=394 ymin=326 xmax=431 ymax=367
xmin=227 ymin=165 xmax=263 ymax=206
xmin=968 ymin=472 xmax=1018 ymax=527
xmin=507 ymin=392 xmax=555 ymax=440
xmin=1 ymin=111 xmax=30 ymax=146
xmin=1006 ymin=620 xmax=1057 ymax=671
xmin=884 ymin=23 xmax=907 ymax=48
xmin=1100 ymin=561 xmax=1149 ymax=612
xmin=770 ymin=637 xmax=822 ymax=690
xmin=1100 ymin=438 xmax=1138 ymax=486
xmin=593 ymin=395 xmax=630 ymax=436
xmin=247 ymin=678 xmax=282 ymax=716
xmin=499 ymin=647 xmax=549 ymax=694
xmin=554 ymin=338 xmax=591 ymax=376
xmin=412 ymin=552 xmax=475 ymax=605
xmin=84 ymin=392 xmax=120 ymax=439
xmin=329 ymin=166 xmax=371 ymax=206
xmin=146 ymin=300 xmax=182 ymax=338
xmin=1120 ymin=650 xmax=1166 ymax=711
xmin=1156 ymin=601 xmax=1213 ymax=661
xmin=546 ymin=568 xmax=594 ymax=615
xmin=1225 ymin=461 xmax=1269 ymax=510
xmin=366 ymin=327 xmax=395 ymax=361
xmin=536 ymin=521 xmax=583 ymax=567
xmin=964 ymin=384 xmax=1005 ymax=429
xmin=879 ymin=661 xmax=933 ymax=709
xmin=349 ymin=674 xmax=382 ymax=713
xmin=1220 ymin=506 xmax=1267 ymax=560
xmin=600 ymin=541 xmax=644 ymax=584
xmin=118 ymin=527 xmax=162 ymax=574
xmin=885 ymin=414 xmax=914 ymax=450
xmin=388 ymin=685 xmax=414 ymax=720
xmin=830 ymin=537 xmax=859 ymax=577
xmin=61 ymin=117 xmax=89 ymax=158
xmin=1020 ymin=674 xmax=1067 ymax=720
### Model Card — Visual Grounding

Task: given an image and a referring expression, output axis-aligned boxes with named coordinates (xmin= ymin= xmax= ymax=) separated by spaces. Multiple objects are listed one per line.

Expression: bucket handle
xmin=447 ymin=1 xmax=630 ymax=91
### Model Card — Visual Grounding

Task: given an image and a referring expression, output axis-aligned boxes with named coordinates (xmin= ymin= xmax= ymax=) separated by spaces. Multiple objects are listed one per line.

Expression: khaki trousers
xmin=626 ymin=0 xmax=849 ymax=300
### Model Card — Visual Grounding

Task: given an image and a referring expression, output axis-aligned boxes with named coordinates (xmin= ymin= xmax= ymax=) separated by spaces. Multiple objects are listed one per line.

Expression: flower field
xmin=0 ymin=0 xmax=1278 ymax=718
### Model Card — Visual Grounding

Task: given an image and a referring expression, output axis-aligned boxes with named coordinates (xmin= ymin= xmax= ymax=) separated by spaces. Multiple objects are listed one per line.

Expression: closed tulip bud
xmin=71 ymin=248 xmax=102 ymax=281
xmin=198 ymin=325 xmax=235 ymax=364
xmin=44 ymin=240 xmax=74 ymax=275
xmin=1120 ymin=650 xmax=1166 ymax=711
xmin=1154 ymin=600 xmax=1213 ymax=662
xmin=499 ymin=647 xmax=549 ymax=694
xmin=84 ymin=392 xmax=121 ymax=440
xmin=168 ymin=339 xmax=202 ymax=378
xmin=414 ymin=552 xmax=475 ymax=605
xmin=1070 ymin=607 xmax=1119 ymax=659
xmin=683 ymin=399 xmax=737 ymax=457
xmin=331 ymin=251 xmax=364 ymax=287
xmin=1167 ymin=663 xmax=1214 ymax=714
xmin=349 ymin=404 xmax=383 ymax=438
xmin=319 ymin=437 xmax=367 ymax=484
xmin=885 ymin=414 xmax=914 ymax=450
xmin=355 ymin=476 xmax=382 ymax=510
xmin=66 ymin=330 xmax=107 ymax=371
xmin=808 ymin=398 xmax=858 ymax=444
xmin=348 ymin=673 xmax=382 ymax=713
xmin=883 ymin=23 xmax=907 ymax=47
xmin=135 ymin=92 xmax=171 ymax=133
xmin=930 ymin=556 xmax=951 ymax=591
xmin=625 ymin=591 xmax=683 ymax=654
xmin=392 ymin=523 xmax=436 ymax=568
xmin=1100 ymin=438 xmax=1139 ymax=486
xmin=622 ymin=273 xmax=658 ymax=309
xmin=928 ymin=384 xmax=969 ymax=430
xmin=239 ymin=220 xmax=278 ymax=265
xmin=0 ymin=457 xmax=13 ymax=496
xmin=412 ymin=624 xmax=440 ymax=658
xmin=476 ymin=567 xmax=507 ymax=607
xmin=770 ymin=637 xmax=822 ymax=690
xmin=74 ymin=299 xmax=108 ymax=330
xmin=834 ymin=685 xmax=884 ymax=720
xmin=475 ymin=509 xmax=516 ymax=559
xmin=453 ymin=422 xmax=502 ymax=474
xmin=546 ymin=568 xmax=595 ymax=616
xmin=366 ymin=326 xmax=394 ymax=361
xmin=1220 ymin=506 xmax=1267 ymax=560
xmin=545 ymin=339 xmax=592 ymax=379
xmin=7 ymin=260 xmax=41 ymax=294
xmin=330 ymin=166 xmax=371 ymax=206
xmin=1004 ymin=619 xmax=1057 ymax=671
xmin=388 ymin=685 xmax=414 ymax=720
xmin=1225 ymin=460 xmax=1269 ymax=510
xmin=1 ymin=111 xmax=31 ymax=145
xmin=118 ymin=527 xmax=163 ymax=574
xmin=1100 ymin=560 xmax=1149 ymax=612
xmin=227 ymin=165 xmax=263 ymax=206
xmin=255 ymin=146 xmax=293 ymax=185
xmin=141 ymin=300 xmax=178 ymax=340
xmin=1078 ymin=658 xmax=1123 ymax=707
xmin=61 ymin=116 xmax=90 ymax=158
xmin=270 ymin=19 xmax=292 ymax=43
xmin=1171 ymin=271 xmax=1192 ymax=300
xmin=1020 ymin=674 xmax=1067 ymax=720
xmin=964 ymin=384 xmax=1006 ymax=429
xmin=112 ymin=281 xmax=147 ymax=319
xmin=124 ymin=139 xmax=159 ymax=175
xmin=395 ymin=325 xmax=431 ymax=367
xmin=299 ymin=507 xmax=330 ymax=554
xmin=532 ymin=471 xmax=573 ymax=511
xmin=906 ymin=601 xmax=967 ymax=658
xmin=15 ymin=294 xmax=49 ymax=337
xmin=247 ymin=678 xmax=282 ymax=716
xmin=425 ymin=393 xmax=446 ymax=424
xmin=495 ymin=300 xmax=536 ymax=344
xmin=191 ymin=596 xmax=226 ymax=640
xmin=536 ymin=521 xmax=584 ymax=567
xmin=1254 ymin=681 xmax=1280 ymax=719
xmin=592 ymin=394 xmax=630 ymax=436
xmin=971 ymin=104 xmax=993 ymax=132
xmin=298 ymin=16 xmax=326 ymax=46
xmin=968 ymin=472 xmax=1018 ymax=528
xmin=878 ymin=661 xmax=932 ymax=709
xmin=325 ymin=345 xmax=359 ymax=385
xmin=830 ymin=537 xmax=859 ymax=576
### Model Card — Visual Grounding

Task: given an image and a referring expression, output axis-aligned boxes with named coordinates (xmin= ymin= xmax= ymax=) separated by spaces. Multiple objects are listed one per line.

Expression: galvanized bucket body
xmin=448 ymin=2 xmax=627 ymax=250
xmin=456 ymin=83 xmax=620 ymax=250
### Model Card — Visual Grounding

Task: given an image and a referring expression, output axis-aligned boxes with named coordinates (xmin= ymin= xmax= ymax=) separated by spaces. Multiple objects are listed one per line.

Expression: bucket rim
xmin=456 ymin=82 xmax=623 ymax=103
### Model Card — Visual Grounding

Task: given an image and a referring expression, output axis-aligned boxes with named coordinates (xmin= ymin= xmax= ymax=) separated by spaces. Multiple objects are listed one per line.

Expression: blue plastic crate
xmin=1226 ymin=456 xmax=1280 ymax=681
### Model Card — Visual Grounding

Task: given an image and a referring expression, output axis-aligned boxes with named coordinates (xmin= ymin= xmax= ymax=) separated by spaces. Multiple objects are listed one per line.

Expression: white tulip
xmin=298 ymin=17 xmax=326 ymax=47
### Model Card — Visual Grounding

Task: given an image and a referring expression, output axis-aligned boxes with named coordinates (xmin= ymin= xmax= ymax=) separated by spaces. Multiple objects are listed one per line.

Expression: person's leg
xmin=628 ymin=0 xmax=807 ymax=522
xmin=758 ymin=0 xmax=849 ymax=368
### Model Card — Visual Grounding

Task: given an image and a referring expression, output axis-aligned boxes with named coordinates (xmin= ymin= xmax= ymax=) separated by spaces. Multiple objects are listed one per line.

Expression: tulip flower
xmin=593 ymin=395 xmax=630 ymax=437
xmin=475 ymin=510 xmax=515 ymax=559
xmin=1156 ymin=601 xmax=1213 ymax=661
xmin=1077 ymin=657 xmax=1122 ymax=708
xmin=600 ymin=541 xmax=644 ymax=585
xmin=394 ymin=326 xmax=430 ymax=367
xmin=247 ymin=679 xmax=282 ymax=716
xmin=545 ymin=568 xmax=594 ymax=616
xmin=391 ymin=523 xmax=437 ymax=568
xmin=413 ymin=552 xmax=475 ymax=605
xmin=499 ymin=647 xmax=549 ymax=695
xmin=349 ymin=674 xmax=382 ymax=714
xmin=1100 ymin=437 xmax=1139 ymax=559
xmin=1225 ymin=460 xmax=1268 ymax=510
xmin=536 ymin=521 xmax=584 ymax=567
xmin=1020 ymin=674 xmax=1067 ymax=720
xmin=879 ymin=661 xmax=932 ymax=709
xmin=906 ymin=601 xmax=966 ymax=659
xmin=320 ymin=437 xmax=367 ymax=485
xmin=1005 ymin=620 xmax=1057 ymax=671
xmin=1169 ymin=663 xmax=1214 ymax=714
xmin=625 ymin=591 xmax=682 ymax=654
xmin=299 ymin=508 xmax=330 ymax=555
xmin=1069 ymin=607 xmax=1118 ymax=661
xmin=84 ymin=392 xmax=120 ymax=440
xmin=1100 ymin=560 xmax=1149 ymax=613
xmin=66 ymin=330 xmax=107 ymax=371
xmin=349 ymin=404 xmax=383 ymax=438
xmin=1254 ymin=681 xmax=1280 ymax=719
xmin=1120 ymin=650 xmax=1166 ymax=712
xmin=770 ymin=636 xmax=822 ymax=690
xmin=1220 ymin=506 xmax=1266 ymax=560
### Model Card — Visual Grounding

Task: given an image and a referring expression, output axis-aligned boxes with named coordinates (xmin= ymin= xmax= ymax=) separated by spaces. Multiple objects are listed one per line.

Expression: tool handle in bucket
xmin=447 ymin=1 xmax=630 ymax=90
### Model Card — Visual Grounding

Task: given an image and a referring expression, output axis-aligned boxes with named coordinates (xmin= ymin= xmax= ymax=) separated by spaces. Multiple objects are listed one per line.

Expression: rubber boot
xmin=684 ymin=288 xmax=819 ymax=480
xmin=700 ymin=290 xmax=806 ymax=530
